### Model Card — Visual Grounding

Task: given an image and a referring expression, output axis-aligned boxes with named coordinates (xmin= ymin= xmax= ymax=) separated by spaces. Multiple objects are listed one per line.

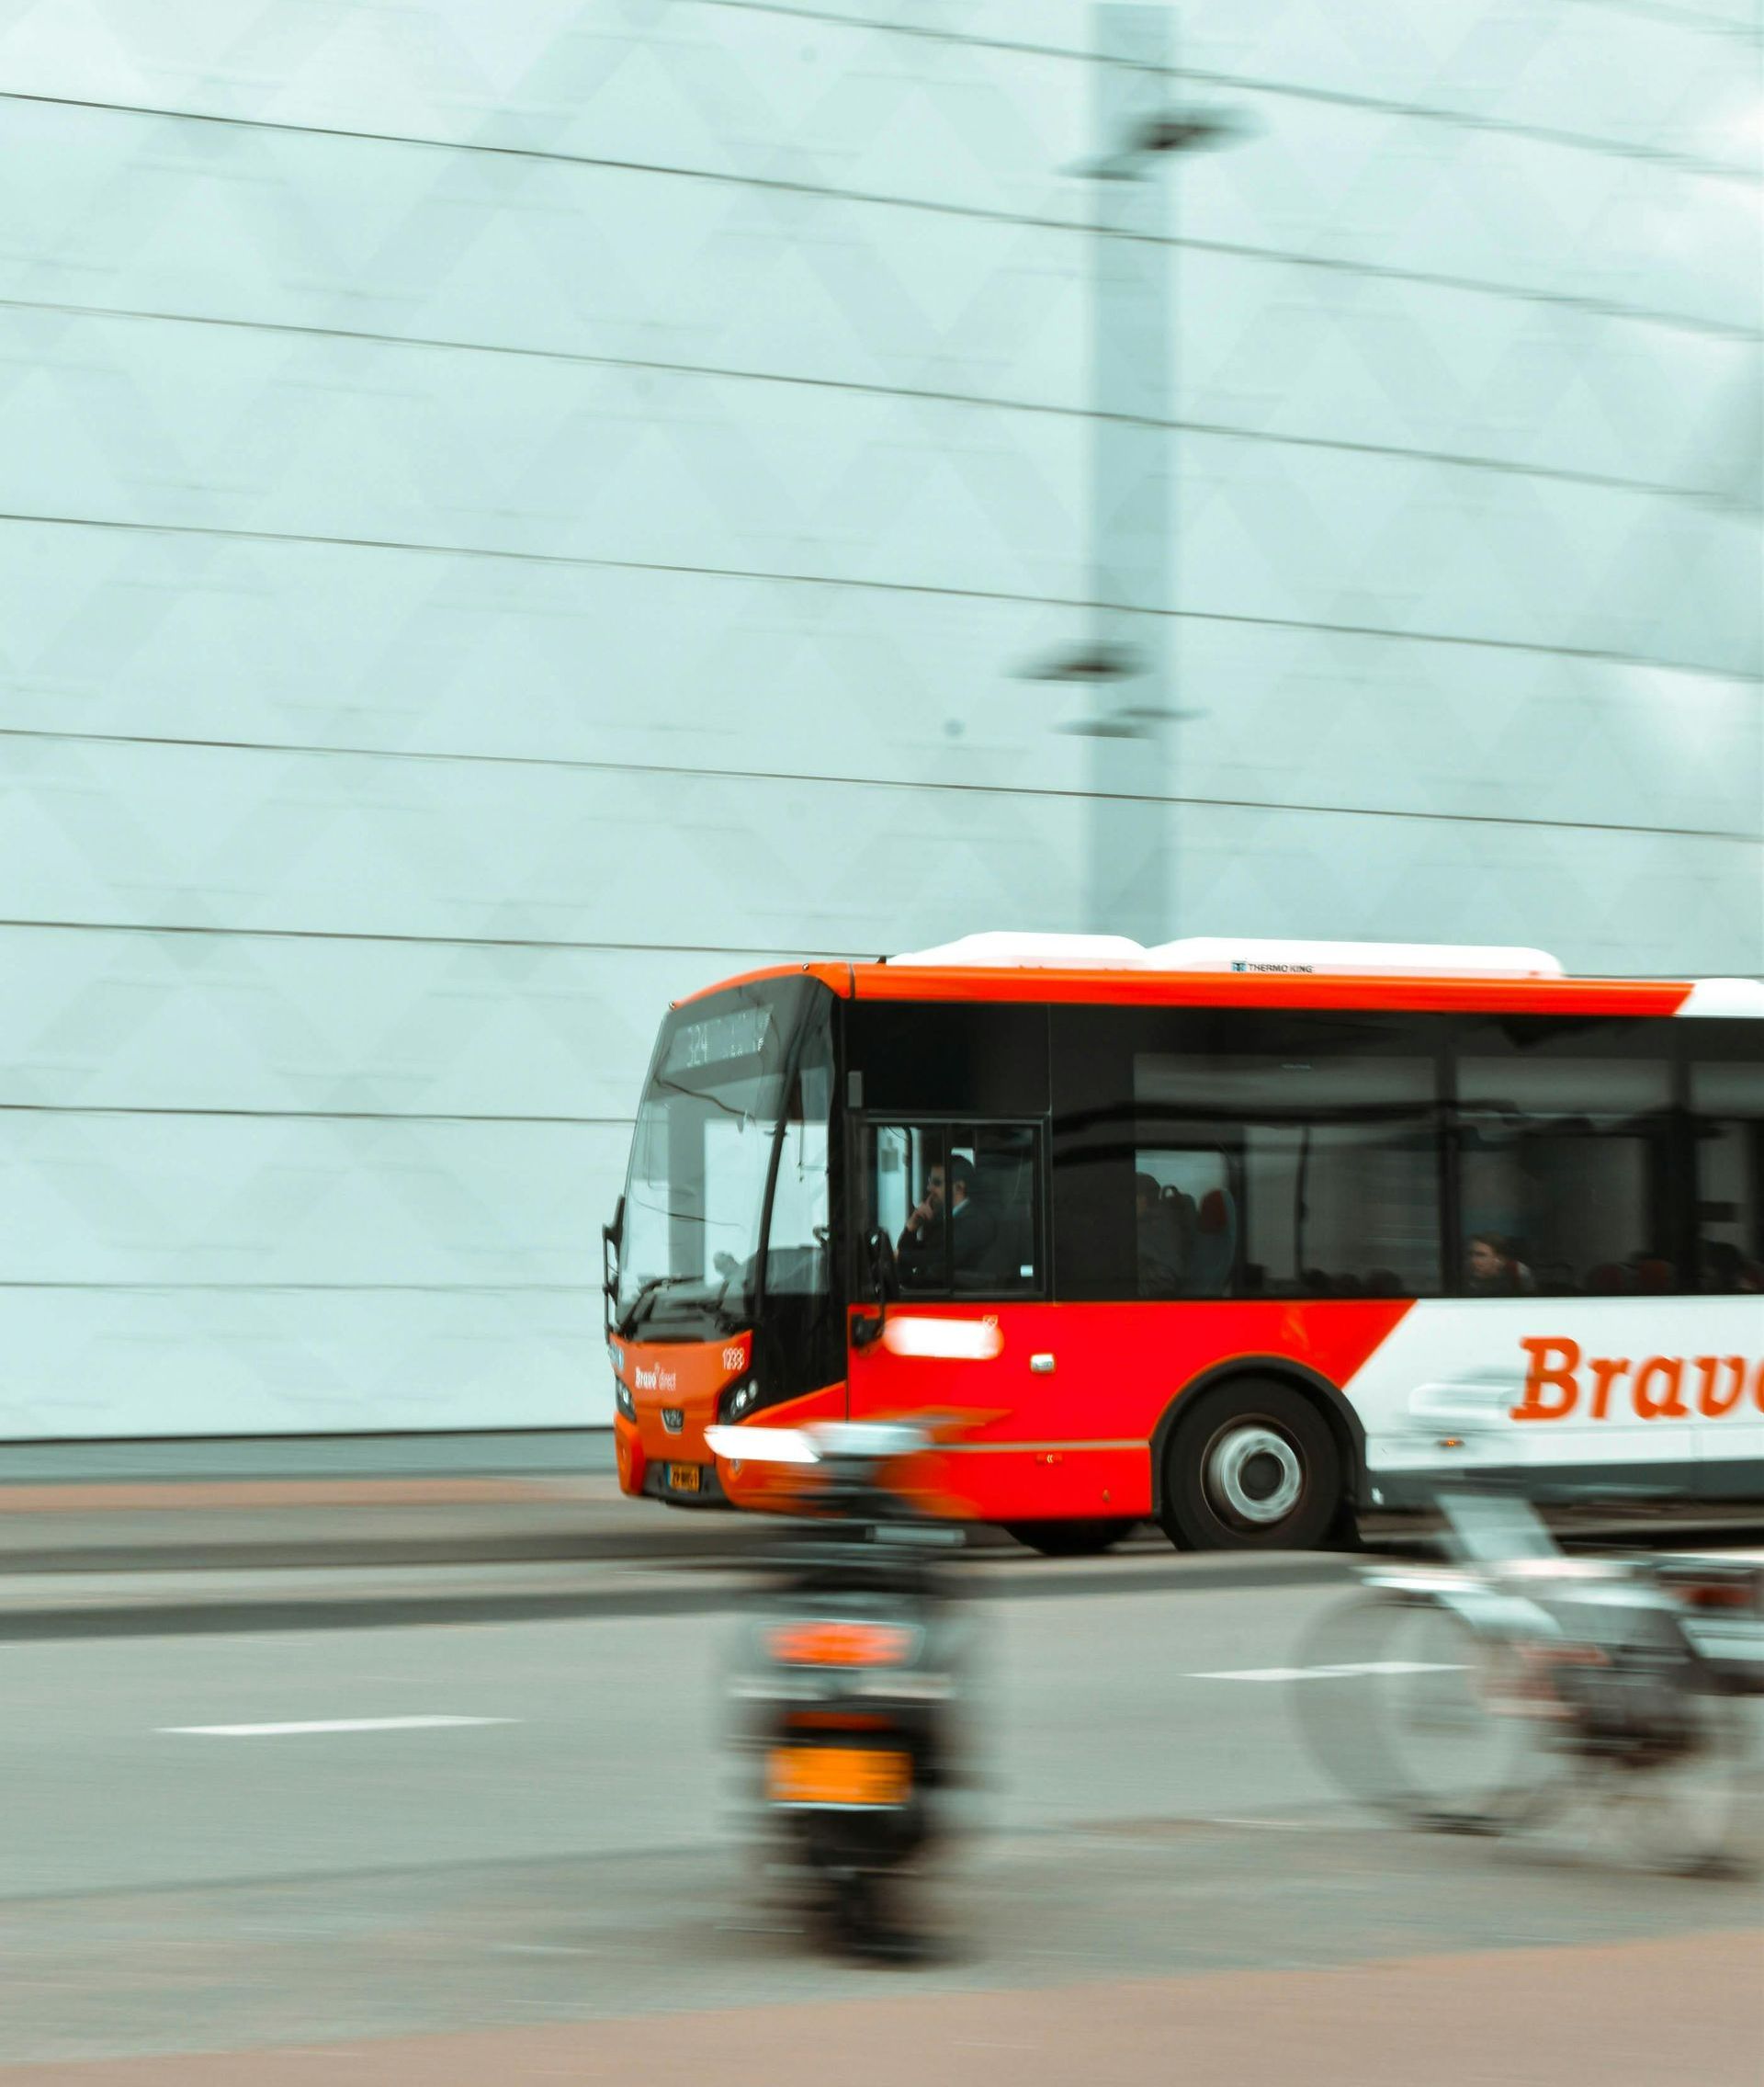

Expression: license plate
xmin=668 ymin=1463 xmax=701 ymax=1493
xmin=766 ymin=1745 xmax=911 ymax=1808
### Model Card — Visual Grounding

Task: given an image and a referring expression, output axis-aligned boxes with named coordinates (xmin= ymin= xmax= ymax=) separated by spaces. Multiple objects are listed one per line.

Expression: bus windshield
xmin=615 ymin=978 xmax=831 ymax=1342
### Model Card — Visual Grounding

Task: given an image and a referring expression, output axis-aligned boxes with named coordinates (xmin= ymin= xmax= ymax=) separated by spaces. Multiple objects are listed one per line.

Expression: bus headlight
xmin=718 ymin=1380 xmax=762 ymax=1423
xmin=614 ymin=1378 xmax=635 ymax=1420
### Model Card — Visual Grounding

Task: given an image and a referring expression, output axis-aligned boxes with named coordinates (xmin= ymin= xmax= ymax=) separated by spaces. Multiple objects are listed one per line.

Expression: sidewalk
xmin=10 ymin=1927 xmax=1758 ymax=2086
xmin=0 ymin=1433 xmax=1755 ymax=1641
xmin=0 ymin=1428 xmax=748 ymax=1573
xmin=0 ymin=1455 xmax=1361 ymax=1640
xmin=0 ymin=1432 xmax=771 ymax=1634
xmin=0 ymin=1471 xmax=742 ymax=1574
xmin=0 ymin=1426 xmax=616 ymax=1489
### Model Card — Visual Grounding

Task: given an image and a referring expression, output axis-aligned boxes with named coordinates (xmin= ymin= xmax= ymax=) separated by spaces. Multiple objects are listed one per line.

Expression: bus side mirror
xmin=850 ymin=1226 xmax=891 ymax=1350
xmin=603 ymin=1197 xmax=623 ymax=1290
xmin=602 ymin=1198 xmax=623 ymax=1334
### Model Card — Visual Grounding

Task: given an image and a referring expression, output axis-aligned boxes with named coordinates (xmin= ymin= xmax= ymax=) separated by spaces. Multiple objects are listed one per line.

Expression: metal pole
xmin=1024 ymin=16 xmax=1244 ymax=945
xmin=1084 ymin=3 xmax=1173 ymax=946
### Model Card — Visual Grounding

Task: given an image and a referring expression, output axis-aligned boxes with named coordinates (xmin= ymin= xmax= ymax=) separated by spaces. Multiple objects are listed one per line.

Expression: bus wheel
xmin=1159 ymin=1382 xmax=1341 ymax=1552
xmin=1002 ymin=1518 xmax=1137 ymax=1558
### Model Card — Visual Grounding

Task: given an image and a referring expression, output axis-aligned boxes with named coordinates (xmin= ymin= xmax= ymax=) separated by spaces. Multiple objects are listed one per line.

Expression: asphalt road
xmin=4 ymin=1580 xmax=1761 ymax=2082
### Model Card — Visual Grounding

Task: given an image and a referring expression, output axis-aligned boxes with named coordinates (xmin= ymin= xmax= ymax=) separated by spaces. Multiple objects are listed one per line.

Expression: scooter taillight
xmin=768 ymin=1621 xmax=914 ymax=1667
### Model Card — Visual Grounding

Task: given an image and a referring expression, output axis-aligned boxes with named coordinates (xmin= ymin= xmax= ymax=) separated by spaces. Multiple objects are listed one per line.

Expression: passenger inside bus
xmin=1135 ymin=1173 xmax=1191 ymax=1298
xmin=1184 ymin=1187 xmax=1238 ymax=1295
xmin=1464 ymin=1232 xmax=1538 ymax=1296
xmin=1133 ymin=1167 xmax=1240 ymax=1299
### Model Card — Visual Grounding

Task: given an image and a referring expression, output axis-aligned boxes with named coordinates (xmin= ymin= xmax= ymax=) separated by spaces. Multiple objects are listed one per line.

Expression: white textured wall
xmin=0 ymin=0 xmax=1758 ymax=1437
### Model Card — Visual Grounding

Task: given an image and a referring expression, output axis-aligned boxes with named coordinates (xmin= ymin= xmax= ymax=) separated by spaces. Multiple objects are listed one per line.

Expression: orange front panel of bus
xmin=609 ymin=1331 xmax=752 ymax=1486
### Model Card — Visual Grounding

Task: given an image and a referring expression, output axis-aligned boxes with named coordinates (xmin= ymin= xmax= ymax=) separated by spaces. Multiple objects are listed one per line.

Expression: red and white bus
xmin=605 ymin=936 xmax=1764 ymax=1551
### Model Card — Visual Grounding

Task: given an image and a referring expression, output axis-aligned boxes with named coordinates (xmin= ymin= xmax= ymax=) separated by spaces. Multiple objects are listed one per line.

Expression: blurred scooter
xmin=709 ymin=1420 xmax=969 ymax=1961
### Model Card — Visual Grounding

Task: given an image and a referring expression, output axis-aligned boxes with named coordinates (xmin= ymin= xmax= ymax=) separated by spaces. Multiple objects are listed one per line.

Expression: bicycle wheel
xmin=1295 ymin=1590 xmax=1552 ymax=1832
xmin=1605 ymin=1685 xmax=1758 ymax=1878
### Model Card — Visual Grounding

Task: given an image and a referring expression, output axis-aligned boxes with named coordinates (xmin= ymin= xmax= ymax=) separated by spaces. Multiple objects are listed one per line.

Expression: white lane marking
xmin=1189 ymin=1662 xmax=1466 ymax=1682
xmin=161 ymin=1716 xmax=518 ymax=1738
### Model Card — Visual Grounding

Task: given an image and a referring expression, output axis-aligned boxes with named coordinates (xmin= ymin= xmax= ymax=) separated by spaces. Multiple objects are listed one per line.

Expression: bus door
xmin=846 ymin=1117 xmax=1148 ymax=1522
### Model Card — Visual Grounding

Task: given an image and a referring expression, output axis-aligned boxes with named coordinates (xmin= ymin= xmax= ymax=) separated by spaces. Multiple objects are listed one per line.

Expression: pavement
xmin=11 ymin=1936 xmax=1752 ymax=2087
xmin=0 ymin=1472 xmax=730 ymax=1573
xmin=2 ymin=1578 xmax=1759 ymax=2082
xmin=0 ymin=1433 xmax=758 ymax=1637
xmin=0 ymin=1428 xmax=618 ymax=1488
xmin=2 ymin=1432 xmax=1759 ymax=1639
xmin=0 ymin=1486 xmax=1360 ymax=1639
xmin=0 ymin=1426 xmax=1353 ymax=1641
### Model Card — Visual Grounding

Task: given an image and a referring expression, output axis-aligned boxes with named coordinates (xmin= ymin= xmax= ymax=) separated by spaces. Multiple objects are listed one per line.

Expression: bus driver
xmin=898 ymin=1153 xmax=997 ymax=1283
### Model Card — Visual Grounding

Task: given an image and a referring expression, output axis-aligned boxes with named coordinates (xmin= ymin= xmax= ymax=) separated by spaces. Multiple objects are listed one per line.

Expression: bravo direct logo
xmin=1512 ymin=1338 xmax=1764 ymax=1423
xmin=634 ymin=1363 xmax=678 ymax=1394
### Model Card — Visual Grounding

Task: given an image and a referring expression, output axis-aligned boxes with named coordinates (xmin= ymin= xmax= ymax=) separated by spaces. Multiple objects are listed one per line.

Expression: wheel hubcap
xmin=1204 ymin=1423 xmax=1303 ymax=1527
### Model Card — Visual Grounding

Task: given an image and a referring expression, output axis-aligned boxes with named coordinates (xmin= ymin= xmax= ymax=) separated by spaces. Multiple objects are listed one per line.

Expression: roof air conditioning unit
xmin=1145 ymin=938 xmax=1565 ymax=980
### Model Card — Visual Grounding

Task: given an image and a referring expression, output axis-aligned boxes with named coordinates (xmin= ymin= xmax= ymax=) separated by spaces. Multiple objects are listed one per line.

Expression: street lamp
xmin=1026 ymin=14 xmax=1251 ymax=947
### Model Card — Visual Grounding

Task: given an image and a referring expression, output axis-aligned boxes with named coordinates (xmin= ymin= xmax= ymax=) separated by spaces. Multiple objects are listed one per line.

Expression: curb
xmin=1 ymin=1516 xmax=1752 ymax=1642
xmin=0 ymin=1550 xmax=1362 ymax=1642
xmin=0 ymin=1525 xmax=770 ymax=1578
xmin=4 ymin=1510 xmax=1753 ymax=1584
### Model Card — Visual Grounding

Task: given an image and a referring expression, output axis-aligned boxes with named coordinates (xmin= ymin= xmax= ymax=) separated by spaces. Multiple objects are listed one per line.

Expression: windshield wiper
xmin=618 ymin=1269 xmax=758 ymax=1341
xmin=617 ymin=1275 xmax=695 ymax=1336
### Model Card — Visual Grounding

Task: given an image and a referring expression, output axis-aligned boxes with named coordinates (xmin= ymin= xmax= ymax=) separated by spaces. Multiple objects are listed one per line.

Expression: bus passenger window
xmin=1692 ymin=1053 xmax=1762 ymax=1294
xmin=1136 ymin=1034 xmax=1442 ymax=1299
xmin=1456 ymin=1037 xmax=1672 ymax=1296
xmin=1134 ymin=1154 xmax=1231 ymax=1298
xmin=862 ymin=1122 xmax=1043 ymax=1299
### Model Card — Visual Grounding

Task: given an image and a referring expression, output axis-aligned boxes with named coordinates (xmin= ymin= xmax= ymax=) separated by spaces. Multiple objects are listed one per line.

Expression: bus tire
xmin=1159 ymin=1381 xmax=1342 ymax=1552
xmin=1002 ymin=1518 xmax=1137 ymax=1558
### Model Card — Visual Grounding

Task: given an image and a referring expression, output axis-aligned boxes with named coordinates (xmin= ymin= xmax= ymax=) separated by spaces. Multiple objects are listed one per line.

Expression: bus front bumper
xmin=614 ymin=1412 xmax=733 ymax=1508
